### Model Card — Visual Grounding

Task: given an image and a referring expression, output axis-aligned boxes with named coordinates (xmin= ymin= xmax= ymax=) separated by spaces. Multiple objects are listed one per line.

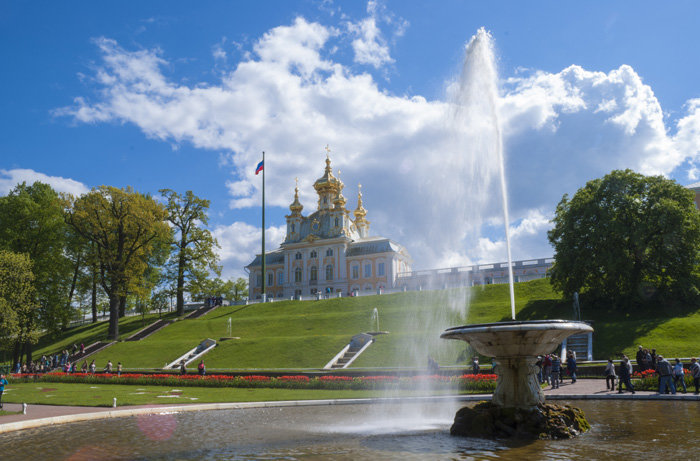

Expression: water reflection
xmin=0 ymin=400 xmax=697 ymax=460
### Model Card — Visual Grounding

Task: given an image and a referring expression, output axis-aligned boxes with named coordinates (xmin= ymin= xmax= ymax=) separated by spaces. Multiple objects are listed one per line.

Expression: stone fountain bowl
xmin=440 ymin=319 xmax=593 ymax=358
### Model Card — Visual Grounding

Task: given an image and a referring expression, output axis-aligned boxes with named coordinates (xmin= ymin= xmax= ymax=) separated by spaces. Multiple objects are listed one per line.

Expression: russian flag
xmin=255 ymin=160 xmax=264 ymax=175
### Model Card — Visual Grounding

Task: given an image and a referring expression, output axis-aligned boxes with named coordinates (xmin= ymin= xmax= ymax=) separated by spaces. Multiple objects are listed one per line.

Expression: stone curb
xmin=1 ymin=393 xmax=697 ymax=435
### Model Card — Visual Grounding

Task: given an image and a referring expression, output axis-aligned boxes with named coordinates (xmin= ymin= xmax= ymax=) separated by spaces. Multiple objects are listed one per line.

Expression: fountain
xmin=440 ymin=29 xmax=593 ymax=439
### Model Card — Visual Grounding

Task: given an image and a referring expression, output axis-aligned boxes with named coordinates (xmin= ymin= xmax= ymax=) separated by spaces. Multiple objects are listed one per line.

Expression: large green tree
xmin=0 ymin=250 xmax=38 ymax=365
xmin=548 ymin=169 xmax=700 ymax=306
xmin=0 ymin=182 xmax=73 ymax=335
xmin=66 ymin=186 xmax=170 ymax=339
xmin=160 ymin=189 xmax=220 ymax=316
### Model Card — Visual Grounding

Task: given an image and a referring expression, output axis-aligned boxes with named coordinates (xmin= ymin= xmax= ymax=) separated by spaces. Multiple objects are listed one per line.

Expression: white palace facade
xmin=246 ymin=156 xmax=412 ymax=299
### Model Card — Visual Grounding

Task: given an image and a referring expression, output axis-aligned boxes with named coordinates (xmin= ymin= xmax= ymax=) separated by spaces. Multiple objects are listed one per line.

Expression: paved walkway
xmin=1 ymin=379 xmax=697 ymax=433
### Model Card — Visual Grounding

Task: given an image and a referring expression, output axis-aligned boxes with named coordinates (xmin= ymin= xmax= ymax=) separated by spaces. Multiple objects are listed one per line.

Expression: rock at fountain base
xmin=450 ymin=401 xmax=590 ymax=440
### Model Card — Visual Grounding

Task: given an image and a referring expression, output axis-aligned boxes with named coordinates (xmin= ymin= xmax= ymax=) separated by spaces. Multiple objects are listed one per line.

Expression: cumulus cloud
xmin=212 ymin=222 xmax=286 ymax=279
xmin=0 ymin=168 xmax=89 ymax=196
xmin=56 ymin=18 xmax=700 ymax=272
xmin=346 ymin=0 xmax=407 ymax=69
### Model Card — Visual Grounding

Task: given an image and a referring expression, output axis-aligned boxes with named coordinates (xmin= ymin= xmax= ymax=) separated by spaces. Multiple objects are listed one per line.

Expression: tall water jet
xmin=441 ymin=28 xmax=593 ymax=439
xmin=451 ymin=28 xmax=515 ymax=319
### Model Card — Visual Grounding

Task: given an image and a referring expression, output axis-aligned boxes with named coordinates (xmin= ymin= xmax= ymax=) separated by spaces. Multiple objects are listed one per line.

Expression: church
xmin=246 ymin=155 xmax=412 ymax=299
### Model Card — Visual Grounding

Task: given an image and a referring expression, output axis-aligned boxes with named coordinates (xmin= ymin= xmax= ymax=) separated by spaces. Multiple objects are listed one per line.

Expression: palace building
xmin=246 ymin=156 xmax=412 ymax=299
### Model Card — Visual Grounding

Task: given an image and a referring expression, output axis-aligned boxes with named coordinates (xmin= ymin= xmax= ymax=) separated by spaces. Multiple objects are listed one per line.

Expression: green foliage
xmin=0 ymin=182 xmax=73 ymax=332
xmin=0 ymin=250 xmax=38 ymax=345
xmin=160 ymin=189 xmax=220 ymax=316
xmin=66 ymin=186 xmax=170 ymax=339
xmin=548 ymin=169 xmax=700 ymax=307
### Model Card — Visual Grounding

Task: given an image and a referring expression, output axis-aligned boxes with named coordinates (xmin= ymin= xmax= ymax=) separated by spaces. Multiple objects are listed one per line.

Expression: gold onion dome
xmin=313 ymin=155 xmax=343 ymax=195
xmin=289 ymin=181 xmax=303 ymax=215
xmin=333 ymin=169 xmax=347 ymax=209
xmin=354 ymin=184 xmax=368 ymax=221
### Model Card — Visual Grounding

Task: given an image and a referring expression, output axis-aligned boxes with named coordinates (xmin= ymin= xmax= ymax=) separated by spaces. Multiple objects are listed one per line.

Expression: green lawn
xmin=0 ymin=382 xmax=439 ymax=408
xmin=7 ymin=279 xmax=700 ymax=371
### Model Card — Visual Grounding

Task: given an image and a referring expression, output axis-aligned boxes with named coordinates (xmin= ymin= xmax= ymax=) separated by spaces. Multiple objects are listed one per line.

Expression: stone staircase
xmin=185 ymin=303 xmax=221 ymax=319
xmin=325 ymin=333 xmax=375 ymax=369
xmin=68 ymin=341 xmax=115 ymax=363
xmin=125 ymin=319 xmax=173 ymax=341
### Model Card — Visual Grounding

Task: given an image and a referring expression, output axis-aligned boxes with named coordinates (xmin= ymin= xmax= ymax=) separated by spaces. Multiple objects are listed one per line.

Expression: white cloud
xmin=212 ymin=221 xmax=285 ymax=279
xmin=0 ymin=168 xmax=89 ymax=196
xmin=57 ymin=21 xmax=700 ymax=274
xmin=346 ymin=0 xmax=406 ymax=69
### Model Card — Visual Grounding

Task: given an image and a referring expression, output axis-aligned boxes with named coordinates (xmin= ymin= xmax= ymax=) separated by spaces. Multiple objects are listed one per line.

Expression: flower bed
xmin=631 ymin=369 xmax=695 ymax=392
xmin=8 ymin=372 xmax=497 ymax=393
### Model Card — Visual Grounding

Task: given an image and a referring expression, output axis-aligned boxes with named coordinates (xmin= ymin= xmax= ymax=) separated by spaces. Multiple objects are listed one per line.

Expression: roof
xmin=346 ymin=238 xmax=404 ymax=257
xmin=246 ymin=250 xmax=285 ymax=267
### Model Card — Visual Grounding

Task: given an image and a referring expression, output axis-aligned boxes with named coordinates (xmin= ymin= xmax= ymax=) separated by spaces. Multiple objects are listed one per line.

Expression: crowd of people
xmin=535 ymin=350 xmax=579 ymax=388
xmin=605 ymin=346 xmax=700 ymax=395
xmin=204 ymin=296 xmax=223 ymax=308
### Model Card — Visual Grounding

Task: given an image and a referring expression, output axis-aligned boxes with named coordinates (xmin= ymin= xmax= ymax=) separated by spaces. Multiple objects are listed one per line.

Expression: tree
xmin=0 ymin=250 xmax=39 ymax=366
xmin=230 ymin=277 xmax=248 ymax=301
xmin=160 ymin=189 xmax=220 ymax=316
xmin=0 ymin=182 xmax=73 ymax=335
xmin=66 ymin=186 xmax=170 ymax=339
xmin=548 ymin=169 xmax=700 ymax=306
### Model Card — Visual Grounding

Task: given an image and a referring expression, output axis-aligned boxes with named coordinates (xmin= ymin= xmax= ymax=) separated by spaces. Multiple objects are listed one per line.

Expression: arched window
xmin=352 ymin=265 xmax=359 ymax=279
xmin=267 ymin=272 xmax=274 ymax=286
xmin=291 ymin=223 xmax=295 ymax=233
xmin=326 ymin=248 xmax=333 ymax=257
xmin=295 ymin=252 xmax=302 ymax=260
xmin=294 ymin=267 xmax=302 ymax=283
xmin=310 ymin=250 xmax=317 ymax=258
xmin=310 ymin=266 xmax=317 ymax=282
xmin=326 ymin=264 xmax=334 ymax=281
xmin=334 ymin=217 xmax=339 ymax=227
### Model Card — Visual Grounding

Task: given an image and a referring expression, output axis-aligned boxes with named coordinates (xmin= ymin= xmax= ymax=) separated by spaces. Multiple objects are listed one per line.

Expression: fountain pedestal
xmin=441 ymin=320 xmax=593 ymax=438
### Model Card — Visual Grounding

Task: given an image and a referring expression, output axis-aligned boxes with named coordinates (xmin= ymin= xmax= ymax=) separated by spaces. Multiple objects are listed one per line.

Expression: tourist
xmin=543 ymin=354 xmax=552 ymax=386
xmin=550 ymin=355 xmax=561 ymax=389
xmin=535 ymin=356 xmax=543 ymax=383
xmin=80 ymin=343 xmax=85 ymax=355
xmin=0 ymin=373 xmax=8 ymax=409
xmin=117 ymin=362 xmax=122 ymax=377
xmin=650 ymin=349 xmax=658 ymax=370
xmin=604 ymin=358 xmax=616 ymax=391
xmin=618 ymin=356 xmax=635 ymax=394
xmin=655 ymin=355 xmax=676 ymax=395
xmin=104 ymin=360 xmax=113 ymax=374
xmin=636 ymin=346 xmax=646 ymax=371
xmin=673 ymin=358 xmax=687 ymax=393
xmin=566 ymin=351 xmax=577 ymax=384
xmin=471 ymin=357 xmax=480 ymax=375
xmin=14 ymin=362 xmax=21 ymax=374
xmin=89 ymin=360 xmax=96 ymax=374
xmin=689 ymin=358 xmax=700 ymax=395
xmin=81 ymin=360 xmax=88 ymax=373
xmin=644 ymin=349 xmax=652 ymax=371
xmin=180 ymin=360 xmax=187 ymax=375
xmin=198 ymin=360 xmax=206 ymax=376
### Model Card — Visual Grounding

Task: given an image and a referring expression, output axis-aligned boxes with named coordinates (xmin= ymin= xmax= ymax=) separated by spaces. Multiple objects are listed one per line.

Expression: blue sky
xmin=2 ymin=1 xmax=700 ymax=278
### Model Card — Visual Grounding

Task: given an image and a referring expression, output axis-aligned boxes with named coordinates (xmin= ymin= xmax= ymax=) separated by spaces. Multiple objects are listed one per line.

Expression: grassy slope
xmin=19 ymin=279 xmax=700 ymax=370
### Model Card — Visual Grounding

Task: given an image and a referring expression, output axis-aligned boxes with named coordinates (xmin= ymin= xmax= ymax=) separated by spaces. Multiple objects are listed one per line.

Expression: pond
xmin=1 ymin=400 xmax=696 ymax=460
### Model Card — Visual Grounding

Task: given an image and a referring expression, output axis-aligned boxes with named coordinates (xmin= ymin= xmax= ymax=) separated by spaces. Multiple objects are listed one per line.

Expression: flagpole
xmin=261 ymin=150 xmax=266 ymax=303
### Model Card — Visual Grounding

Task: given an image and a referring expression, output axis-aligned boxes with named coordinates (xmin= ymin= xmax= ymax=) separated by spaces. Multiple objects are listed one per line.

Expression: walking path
xmin=1 ymin=378 xmax=697 ymax=434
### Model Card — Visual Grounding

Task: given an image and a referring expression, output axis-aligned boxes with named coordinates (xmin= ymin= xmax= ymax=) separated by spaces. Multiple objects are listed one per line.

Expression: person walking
xmin=543 ymin=354 xmax=552 ymax=386
xmin=198 ymin=360 xmax=206 ymax=376
xmin=566 ymin=351 xmax=577 ymax=384
xmin=471 ymin=357 xmax=480 ymax=375
xmin=688 ymin=357 xmax=700 ymax=395
xmin=673 ymin=358 xmax=687 ymax=393
xmin=551 ymin=354 xmax=561 ymax=389
xmin=636 ymin=346 xmax=646 ymax=371
xmin=104 ymin=360 xmax=113 ymax=374
xmin=656 ymin=355 xmax=676 ymax=395
xmin=89 ymin=360 xmax=96 ymax=375
xmin=81 ymin=360 xmax=88 ymax=373
xmin=618 ymin=356 xmax=635 ymax=394
xmin=0 ymin=374 xmax=8 ymax=409
xmin=117 ymin=362 xmax=122 ymax=377
xmin=180 ymin=360 xmax=187 ymax=375
xmin=604 ymin=358 xmax=616 ymax=391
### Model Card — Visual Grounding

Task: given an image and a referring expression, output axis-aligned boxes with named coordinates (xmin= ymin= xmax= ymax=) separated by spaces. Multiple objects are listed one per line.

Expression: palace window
xmin=310 ymin=250 xmax=317 ymax=258
xmin=352 ymin=266 xmax=359 ymax=279
xmin=310 ymin=266 xmax=318 ymax=282
xmin=326 ymin=248 xmax=333 ymax=257
xmin=295 ymin=268 xmax=302 ymax=283
xmin=326 ymin=264 xmax=334 ymax=281
xmin=334 ymin=217 xmax=339 ymax=227
xmin=277 ymin=272 xmax=284 ymax=285
xmin=378 ymin=262 xmax=385 ymax=276
xmin=295 ymin=252 xmax=302 ymax=260
xmin=267 ymin=272 xmax=274 ymax=286
xmin=256 ymin=274 xmax=261 ymax=287
xmin=291 ymin=223 xmax=295 ymax=233
xmin=364 ymin=263 xmax=372 ymax=278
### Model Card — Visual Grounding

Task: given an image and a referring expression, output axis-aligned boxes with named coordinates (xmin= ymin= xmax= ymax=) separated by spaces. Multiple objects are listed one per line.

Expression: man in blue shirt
xmin=0 ymin=373 xmax=8 ymax=409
